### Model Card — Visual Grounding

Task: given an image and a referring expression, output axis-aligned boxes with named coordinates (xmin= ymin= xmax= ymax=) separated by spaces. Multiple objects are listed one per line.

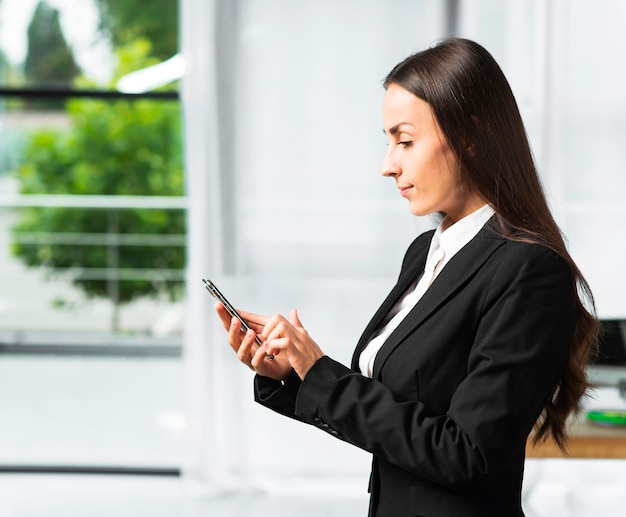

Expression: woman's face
xmin=381 ymin=83 xmax=484 ymax=223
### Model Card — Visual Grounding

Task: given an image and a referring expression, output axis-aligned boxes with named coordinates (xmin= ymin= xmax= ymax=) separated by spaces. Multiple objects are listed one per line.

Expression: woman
xmin=215 ymin=38 xmax=598 ymax=516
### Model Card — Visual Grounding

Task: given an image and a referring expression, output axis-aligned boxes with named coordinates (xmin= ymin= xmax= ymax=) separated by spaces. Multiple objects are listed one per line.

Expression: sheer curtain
xmin=550 ymin=1 xmax=626 ymax=319
xmin=182 ymin=0 xmax=626 ymax=495
xmin=182 ymin=0 xmax=444 ymax=494
xmin=458 ymin=0 xmax=626 ymax=318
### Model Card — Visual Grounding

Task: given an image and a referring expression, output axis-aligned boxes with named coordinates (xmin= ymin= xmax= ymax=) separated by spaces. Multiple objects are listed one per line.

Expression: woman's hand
xmin=214 ymin=302 xmax=291 ymax=381
xmin=262 ymin=309 xmax=324 ymax=380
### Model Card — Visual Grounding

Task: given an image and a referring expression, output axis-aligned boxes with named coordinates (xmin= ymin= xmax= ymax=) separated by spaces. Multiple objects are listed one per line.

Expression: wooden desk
xmin=526 ymin=411 xmax=626 ymax=458
xmin=527 ymin=366 xmax=626 ymax=458
xmin=525 ymin=366 xmax=626 ymax=457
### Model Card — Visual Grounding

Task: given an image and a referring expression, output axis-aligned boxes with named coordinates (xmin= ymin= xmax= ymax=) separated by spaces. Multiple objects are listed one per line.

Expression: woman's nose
xmin=381 ymin=147 xmax=400 ymax=177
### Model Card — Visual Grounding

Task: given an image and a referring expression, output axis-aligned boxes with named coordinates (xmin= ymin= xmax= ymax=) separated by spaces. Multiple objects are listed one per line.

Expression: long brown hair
xmin=384 ymin=38 xmax=599 ymax=451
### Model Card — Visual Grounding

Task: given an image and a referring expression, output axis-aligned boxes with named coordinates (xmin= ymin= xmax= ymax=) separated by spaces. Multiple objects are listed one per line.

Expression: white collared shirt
xmin=358 ymin=204 xmax=495 ymax=378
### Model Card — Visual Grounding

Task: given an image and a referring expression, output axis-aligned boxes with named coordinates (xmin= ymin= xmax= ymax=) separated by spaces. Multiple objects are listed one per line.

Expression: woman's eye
xmin=398 ymin=140 xmax=413 ymax=148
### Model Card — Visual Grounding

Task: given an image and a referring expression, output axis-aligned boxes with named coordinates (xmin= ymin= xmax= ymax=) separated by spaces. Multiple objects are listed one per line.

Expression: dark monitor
xmin=595 ymin=320 xmax=626 ymax=366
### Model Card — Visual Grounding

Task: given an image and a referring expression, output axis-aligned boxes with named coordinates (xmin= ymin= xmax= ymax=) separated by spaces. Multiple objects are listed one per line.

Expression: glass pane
xmin=1 ymin=98 xmax=184 ymax=337
xmin=0 ymin=0 xmax=179 ymax=91
xmin=0 ymin=0 xmax=183 ymax=469
xmin=0 ymin=354 xmax=184 ymax=468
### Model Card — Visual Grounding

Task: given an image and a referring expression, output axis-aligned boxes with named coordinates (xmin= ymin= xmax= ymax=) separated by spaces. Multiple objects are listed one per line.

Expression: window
xmin=0 ymin=0 xmax=183 ymax=472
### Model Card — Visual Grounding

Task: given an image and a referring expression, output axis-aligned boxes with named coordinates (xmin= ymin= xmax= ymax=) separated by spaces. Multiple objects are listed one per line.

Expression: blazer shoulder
xmin=485 ymin=236 xmax=574 ymax=289
xmin=482 ymin=221 xmax=571 ymax=265
xmin=494 ymin=235 xmax=569 ymax=264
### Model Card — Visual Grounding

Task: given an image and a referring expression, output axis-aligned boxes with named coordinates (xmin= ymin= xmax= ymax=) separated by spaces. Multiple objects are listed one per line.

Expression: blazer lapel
xmin=350 ymin=242 xmax=430 ymax=370
xmin=371 ymin=227 xmax=506 ymax=379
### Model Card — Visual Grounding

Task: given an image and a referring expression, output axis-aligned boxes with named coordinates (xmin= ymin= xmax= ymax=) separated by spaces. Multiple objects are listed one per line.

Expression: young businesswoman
xmin=215 ymin=38 xmax=599 ymax=516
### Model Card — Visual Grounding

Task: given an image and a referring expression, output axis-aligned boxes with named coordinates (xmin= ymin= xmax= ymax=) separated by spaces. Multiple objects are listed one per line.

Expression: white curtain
xmin=458 ymin=0 xmax=626 ymax=318
xmin=182 ymin=0 xmax=444 ymax=494
xmin=182 ymin=0 xmax=626 ymax=495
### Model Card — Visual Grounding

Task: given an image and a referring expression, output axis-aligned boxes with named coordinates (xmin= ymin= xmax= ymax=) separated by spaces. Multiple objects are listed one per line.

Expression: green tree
xmin=11 ymin=96 xmax=184 ymax=332
xmin=24 ymin=1 xmax=81 ymax=88
xmin=94 ymin=0 xmax=178 ymax=61
xmin=11 ymin=5 xmax=183 ymax=333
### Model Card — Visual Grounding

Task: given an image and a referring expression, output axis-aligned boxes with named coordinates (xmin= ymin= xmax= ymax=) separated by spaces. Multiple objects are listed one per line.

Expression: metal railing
xmin=0 ymin=195 xmax=187 ymax=354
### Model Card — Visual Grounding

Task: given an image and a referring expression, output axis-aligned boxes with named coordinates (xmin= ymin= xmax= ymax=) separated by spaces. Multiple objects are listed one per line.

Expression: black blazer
xmin=255 ymin=221 xmax=575 ymax=516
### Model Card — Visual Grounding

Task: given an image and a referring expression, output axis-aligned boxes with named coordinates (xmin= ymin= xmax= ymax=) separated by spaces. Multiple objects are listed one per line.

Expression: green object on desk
xmin=587 ymin=410 xmax=626 ymax=426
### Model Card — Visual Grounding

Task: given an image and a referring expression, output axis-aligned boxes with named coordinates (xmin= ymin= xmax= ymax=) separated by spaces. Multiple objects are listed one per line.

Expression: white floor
xmin=1 ymin=461 xmax=626 ymax=517
xmin=523 ymin=458 xmax=626 ymax=516
xmin=0 ymin=474 xmax=369 ymax=517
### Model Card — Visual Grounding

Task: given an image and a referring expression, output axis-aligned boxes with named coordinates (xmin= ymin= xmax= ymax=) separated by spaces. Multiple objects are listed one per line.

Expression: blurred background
xmin=1 ymin=0 xmax=625 ymax=515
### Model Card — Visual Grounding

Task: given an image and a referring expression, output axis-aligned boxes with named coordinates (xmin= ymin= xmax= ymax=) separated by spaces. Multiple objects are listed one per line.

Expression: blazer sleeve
xmin=285 ymin=242 xmax=575 ymax=492
xmin=252 ymin=231 xmax=432 ymax=420
xmin=253 ymin=231 xmax=433 ymax=420
xmin=254 ymin=369 xmax=303 ymax=420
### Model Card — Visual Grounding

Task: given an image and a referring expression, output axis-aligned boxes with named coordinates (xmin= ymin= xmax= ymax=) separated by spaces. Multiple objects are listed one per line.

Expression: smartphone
xmin=202 ymin=278 xmax=263 ymax=347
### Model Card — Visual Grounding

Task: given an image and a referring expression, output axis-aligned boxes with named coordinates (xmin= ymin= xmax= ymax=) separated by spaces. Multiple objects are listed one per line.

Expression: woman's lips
xmin=398 ymin=185 xmax=413 ymax=198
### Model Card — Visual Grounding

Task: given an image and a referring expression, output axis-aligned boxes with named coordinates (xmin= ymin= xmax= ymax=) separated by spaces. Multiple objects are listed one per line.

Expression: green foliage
xmin=112 ymin=39 xmax=162 ymax=82
xmin=94 ymin=0 xmax=178 ymax=61
xmin=10 ymin=0 xmax=184 ymax=330
xmin=24 ymin=1 xmax=80 ymax=87
xmin=11 ymin=98 xmax=185 ymax=306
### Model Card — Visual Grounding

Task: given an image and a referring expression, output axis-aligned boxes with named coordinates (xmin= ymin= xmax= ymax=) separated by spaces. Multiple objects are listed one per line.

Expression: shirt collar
xmin=428 ymin=204 xmax=495 ymax=263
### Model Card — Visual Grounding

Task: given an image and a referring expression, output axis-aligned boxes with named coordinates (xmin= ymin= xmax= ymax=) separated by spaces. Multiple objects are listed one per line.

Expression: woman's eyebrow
xmin=384 ymin=122 xmax=414 ymax=136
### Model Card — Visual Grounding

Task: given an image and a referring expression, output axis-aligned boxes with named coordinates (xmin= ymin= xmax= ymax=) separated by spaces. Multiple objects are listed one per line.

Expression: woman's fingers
xmin=215 ymin=302 xmax=268 ymax=332
xmin=261 ymin=313 xmax=324 ymax=379
xmin=215 ymin=302 xmax=234 ymax=330
xmin=235 ymin=327 xmax=260 ymax=370
xmin=249 ymin=339 xmax=293 ymax=379
xmin=288 ymin=308 xmax=303 ymax=327
xmin=262 ymin=313 xmax=291 ymax=341
xmin=213 ymin=302 xmax=293 ymax=380
xmin=225 ymin=314 xmax=242 ymax=343
xmin=215 ymin=302 xmax=324 ymax=381
xmin=238 ymin=310 xmax=269 ymax=331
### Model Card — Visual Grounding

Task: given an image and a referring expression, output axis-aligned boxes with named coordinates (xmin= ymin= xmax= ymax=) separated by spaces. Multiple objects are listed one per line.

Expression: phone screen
xmin=202 ymin=278 xmax=263 ymax=346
